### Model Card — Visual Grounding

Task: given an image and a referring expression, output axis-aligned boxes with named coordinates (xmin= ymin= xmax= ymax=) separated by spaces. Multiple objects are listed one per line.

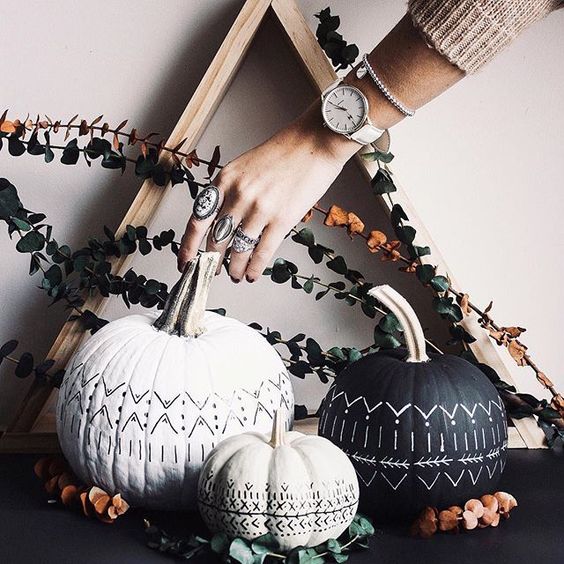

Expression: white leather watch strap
xmin=350 ymin=123 xmax=385 ymax=145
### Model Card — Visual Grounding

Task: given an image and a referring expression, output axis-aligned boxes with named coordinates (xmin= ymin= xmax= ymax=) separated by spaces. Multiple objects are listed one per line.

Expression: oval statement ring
xmin=193 ymin=184 xmax=220 ymax=221
xmin=212 ymin=214 xmax=234 ymax=244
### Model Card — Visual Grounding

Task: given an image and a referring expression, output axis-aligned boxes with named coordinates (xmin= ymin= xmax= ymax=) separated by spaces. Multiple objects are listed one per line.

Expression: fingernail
xmin=246 ymin=275 xmax=256 ymax=283
xmin=178 ymin=262 xmax=185 ymax=273
xmin=230 ymin=276 xmax=240 ymax=284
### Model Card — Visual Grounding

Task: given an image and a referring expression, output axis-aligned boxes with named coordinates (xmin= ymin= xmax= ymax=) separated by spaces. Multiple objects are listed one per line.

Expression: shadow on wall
xmin=0 ymin=0 xmax=245 ymax=427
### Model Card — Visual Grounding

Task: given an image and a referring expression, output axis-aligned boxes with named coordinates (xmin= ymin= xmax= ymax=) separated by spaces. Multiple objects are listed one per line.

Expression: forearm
xmin=300 ymin=13 xmax=465 ymax=163
xmin=346 ymin=14 xmax=464 ymax=130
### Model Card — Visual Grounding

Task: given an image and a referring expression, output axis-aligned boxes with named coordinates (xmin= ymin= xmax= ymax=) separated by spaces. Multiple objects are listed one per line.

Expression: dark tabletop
xmin=0 ymin=450 xmax=562 ymax=564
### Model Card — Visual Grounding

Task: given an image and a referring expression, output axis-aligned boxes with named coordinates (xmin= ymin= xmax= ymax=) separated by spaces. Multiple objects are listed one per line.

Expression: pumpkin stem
xmin=153 ymin=252 xmax=220 ymax=338
xmin=368 ymin=285 xmax=430 ymax=363
xmin=269 ymin=409 xmax=286 ymax=448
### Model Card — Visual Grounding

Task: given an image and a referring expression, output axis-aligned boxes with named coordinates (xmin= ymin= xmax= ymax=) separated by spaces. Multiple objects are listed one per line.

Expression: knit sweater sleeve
xmin=407 ymin=0 xmax=562 ymax=73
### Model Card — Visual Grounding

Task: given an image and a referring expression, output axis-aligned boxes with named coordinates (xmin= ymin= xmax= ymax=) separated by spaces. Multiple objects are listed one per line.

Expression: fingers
xmin=205 ymin=198 xmax=247 ymax=278
xmin=244 ymin=223 xmax=288 ymax=283
xmin=177 ymin=185 xmax=223 ymax=272
xmin=227 ymin=212 xmax=266 ymax=282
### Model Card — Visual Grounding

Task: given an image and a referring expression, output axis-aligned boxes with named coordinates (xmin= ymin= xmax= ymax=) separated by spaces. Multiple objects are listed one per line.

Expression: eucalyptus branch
xmin=144 ymin=512 xmax=376 ymax=563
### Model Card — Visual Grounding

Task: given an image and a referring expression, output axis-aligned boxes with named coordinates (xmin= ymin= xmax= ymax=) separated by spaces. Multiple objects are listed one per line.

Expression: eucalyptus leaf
xmin=16 ymin=230 xmax=45 ymax=253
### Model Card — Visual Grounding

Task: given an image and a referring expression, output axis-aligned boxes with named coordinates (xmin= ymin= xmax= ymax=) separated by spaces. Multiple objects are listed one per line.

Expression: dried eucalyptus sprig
xmin=34 ymin=455 xmax=130 ymax=523
xmin=411 ymin=492 xmax=518 ymax=538
xmin=145 ymin=513 xmax=376 ymax=563
xmin=313 ymin=10 xmax=563 ymax=440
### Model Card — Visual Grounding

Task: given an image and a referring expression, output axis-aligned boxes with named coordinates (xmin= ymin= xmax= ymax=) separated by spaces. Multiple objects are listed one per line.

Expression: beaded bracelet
xmin=356 ymin=53 xmax=415 ymax=118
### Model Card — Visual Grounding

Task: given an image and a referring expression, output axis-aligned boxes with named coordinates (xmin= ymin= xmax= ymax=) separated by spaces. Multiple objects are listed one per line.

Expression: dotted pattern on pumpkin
xmin=56 ymin=339 xmax=293 ymax=511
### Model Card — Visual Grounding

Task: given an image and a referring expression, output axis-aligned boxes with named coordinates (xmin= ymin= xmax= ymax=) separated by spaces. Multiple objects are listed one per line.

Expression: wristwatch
xmin=321 ymin=78 xmax=390 ymax=152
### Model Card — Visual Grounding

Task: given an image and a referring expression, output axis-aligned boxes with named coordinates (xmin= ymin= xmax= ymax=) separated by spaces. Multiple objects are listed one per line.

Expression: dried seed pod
xmin=447 ymin=505 xmax=463 ymax=516
xmin=462 ymin=510 xmax=478 ymax=530
xmin=479 ymin=507 xmax=498 ymax=527
xmin=111 ymin=494 xmax=129 ymax=516
xmin=80 ymin=491 xmax=93 ymax=518
xmin=480 ymin=494 xmax=499 ymax=512
xmin=438 ymin=510 xmax=459 ymax=532
xmin=44 ymin=475 xmax=60 ymax=495
xmin=60 ymin=485 xmax=80 ymax=507
xmin=88 ymin=486 xmax=112 ymax=515
xmin=494 ymin=492 xmax=518 ymax=514
xmin=464 ymin=499 xmax=484 ymax=518
xmin=410 ymin=507 xmax=438 ymax=538
xmin=47 ymin=458 xmax=67 ymax=478
xmin=57 ymin=471 xmax=74 ymax=491
xmin=34 ymin=457 xmax=54 ymax=481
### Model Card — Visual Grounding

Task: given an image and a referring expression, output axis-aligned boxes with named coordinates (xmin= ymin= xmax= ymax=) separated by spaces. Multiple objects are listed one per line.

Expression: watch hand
xmin=328 ymin=101 xmax=347 ymax=111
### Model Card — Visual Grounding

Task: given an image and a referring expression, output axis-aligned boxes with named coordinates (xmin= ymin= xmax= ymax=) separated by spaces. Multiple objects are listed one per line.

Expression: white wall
xmin=0 ymin=0 xmax=562 ymax=427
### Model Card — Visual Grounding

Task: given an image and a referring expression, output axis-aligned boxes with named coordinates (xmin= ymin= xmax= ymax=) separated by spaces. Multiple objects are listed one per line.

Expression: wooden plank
xmin=2 ymin=0 xmax=273 ymax=439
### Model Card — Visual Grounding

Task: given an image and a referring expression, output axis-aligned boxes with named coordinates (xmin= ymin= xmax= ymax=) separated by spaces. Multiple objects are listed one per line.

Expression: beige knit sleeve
xmin=408 ymin=0 xmax=562 ymax=73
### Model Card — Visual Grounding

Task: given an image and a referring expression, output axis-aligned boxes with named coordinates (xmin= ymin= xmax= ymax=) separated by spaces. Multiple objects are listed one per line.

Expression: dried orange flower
xmin=410 ymin=507 xmax=437 ymax=538
xmin=536 ymin=372 xmax=553 ymax=388
xmin=381 ymin=240 xmax=401 ymax=262
xmin=494 ymin=492 xmax=518 ymax=517
xmin=438 ymin=509 xmax=459 ymax=532
xmin=324 ymin=204 xmax=349 ymax=227
xmin=464 ymin=499 xmax=484 ymax=518
xmin=508 ymin=339 xmax=528 ymax=366
xmin=81 ymin=486 xmax=130 ymax=524
xmin=346 ymin=212 xmax=365 ymax=237
xmin=462 ymin=510 xmax=478 ymax=530
xmin=480 ymin=495 xmax=499 ymax=513
xmin=34 ymin=456 xmax=129 ymax=524
xmin=0 ymin=120 xmax=16 ymax=133
xmin=501 ymin=326 xmax=526 ymax=338
xmin=457 ymin=293 xmax=471 ymax=316
xmin=366 ymin=230 xmax=387 ymax=253
xmin=411 ymin=491 xmax=517 ymax=539
xmin=399 ymin=262 xmax=417 ymax=273
xmin=301 ymin=208 xmax=314 ymax=223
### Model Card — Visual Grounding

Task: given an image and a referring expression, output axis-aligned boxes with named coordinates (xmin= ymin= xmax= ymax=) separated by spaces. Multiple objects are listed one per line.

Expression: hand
xmin=177 ymin=100 xmax=359 ymax=282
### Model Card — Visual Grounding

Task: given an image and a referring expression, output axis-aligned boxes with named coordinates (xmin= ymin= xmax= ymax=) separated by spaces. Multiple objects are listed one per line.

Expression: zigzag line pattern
xmin=198 ymin=476 xmax=358 ymax=538
xmin=325 ymin=387 xmax=505 ymax=420
xmin=57 ymin=363 xmax=293 ymax=466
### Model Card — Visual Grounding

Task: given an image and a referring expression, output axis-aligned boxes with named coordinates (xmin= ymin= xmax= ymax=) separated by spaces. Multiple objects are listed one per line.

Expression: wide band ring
xmin=193 ymin=184 xmax=220 ymax=220
xmin=232 ymin=225 xmax=261 ymax=253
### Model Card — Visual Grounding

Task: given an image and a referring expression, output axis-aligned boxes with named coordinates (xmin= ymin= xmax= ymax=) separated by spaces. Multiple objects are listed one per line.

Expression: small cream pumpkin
xmin=56 ymin=252 xmax=293 ymax=510
xmin=198 ymin=410 xmax=359 ymax=551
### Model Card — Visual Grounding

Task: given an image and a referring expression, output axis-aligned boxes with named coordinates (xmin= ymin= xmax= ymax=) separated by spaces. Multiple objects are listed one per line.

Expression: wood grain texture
xmin=2 ymin=0 xmax=544 ymax=449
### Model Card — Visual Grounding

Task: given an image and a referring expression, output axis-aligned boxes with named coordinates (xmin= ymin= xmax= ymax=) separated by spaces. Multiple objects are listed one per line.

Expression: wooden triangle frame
xmin=0 ymin=0 xmax=545 ymax=451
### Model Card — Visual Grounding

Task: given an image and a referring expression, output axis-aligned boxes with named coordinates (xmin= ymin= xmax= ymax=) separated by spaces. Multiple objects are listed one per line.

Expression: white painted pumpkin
xmin=56 ymin=253 xmax=293 ymax=510
xmin=198 ymin=410 xmax=359 ymax=551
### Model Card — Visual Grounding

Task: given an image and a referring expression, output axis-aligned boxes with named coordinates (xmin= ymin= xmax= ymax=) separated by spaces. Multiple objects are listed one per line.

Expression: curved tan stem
xmin=368 ymin=285 xmax=430 ymax=363
xmin=269 ymin=409 xmax=286 ymax=448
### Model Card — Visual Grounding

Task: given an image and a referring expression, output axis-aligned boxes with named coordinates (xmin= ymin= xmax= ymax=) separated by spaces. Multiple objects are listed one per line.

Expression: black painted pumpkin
xmin=319 ymin=285 xmax=508 ymax=521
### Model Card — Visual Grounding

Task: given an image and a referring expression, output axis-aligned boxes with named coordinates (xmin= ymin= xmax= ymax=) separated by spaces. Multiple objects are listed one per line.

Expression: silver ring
xmin=232 ymin=225 xmax=261 ymax=253
xmin=193 ymin=184 xmax=220 ymax=220
xmin=212 ymin=214 xmax=234 ymax=244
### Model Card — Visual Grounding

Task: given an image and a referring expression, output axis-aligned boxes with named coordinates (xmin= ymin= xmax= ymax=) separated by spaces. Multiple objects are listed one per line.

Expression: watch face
xmin=322 ymin=85 xmax=368 ymax=134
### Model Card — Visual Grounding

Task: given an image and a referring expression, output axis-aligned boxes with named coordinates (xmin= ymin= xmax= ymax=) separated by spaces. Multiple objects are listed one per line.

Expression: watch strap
xmin=349 ymin=123 xmax=385 ymax=145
